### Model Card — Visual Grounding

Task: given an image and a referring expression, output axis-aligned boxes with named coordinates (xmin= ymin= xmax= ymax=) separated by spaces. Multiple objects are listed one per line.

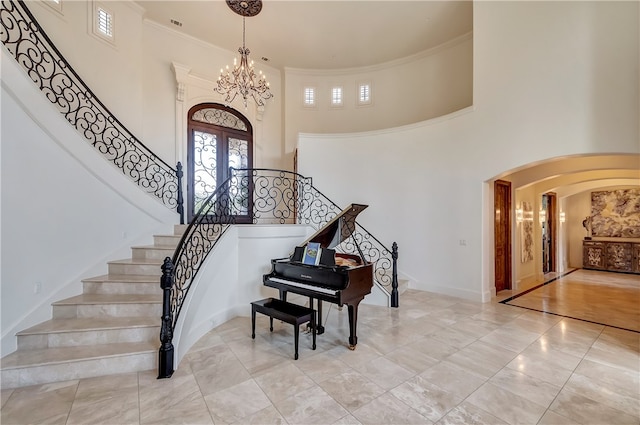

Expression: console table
xmin=583 ymin=240 xmax=640 ymax=274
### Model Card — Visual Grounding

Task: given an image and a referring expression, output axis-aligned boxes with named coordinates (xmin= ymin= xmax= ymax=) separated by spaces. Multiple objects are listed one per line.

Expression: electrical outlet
xmin=459 ymin=239 xmax=467 ymax=246
xmin=34 ymin=281 xmax=42 ymax=294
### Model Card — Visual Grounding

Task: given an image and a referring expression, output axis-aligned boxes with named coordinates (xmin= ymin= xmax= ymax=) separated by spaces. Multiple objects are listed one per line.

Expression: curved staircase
xmin=0 ymin=226 xmax=184 ymax=389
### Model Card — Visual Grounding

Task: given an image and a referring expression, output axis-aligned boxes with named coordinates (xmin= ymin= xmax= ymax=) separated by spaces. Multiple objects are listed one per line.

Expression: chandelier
xmin=216 ymin=0 xmax=273 ymax=109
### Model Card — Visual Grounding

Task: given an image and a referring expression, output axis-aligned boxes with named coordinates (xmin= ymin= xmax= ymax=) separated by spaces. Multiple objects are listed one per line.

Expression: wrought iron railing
xmin=0 ymin=0 xmax=183 ymax=219
xmin=159 ymin=168 xmax=398 ymax=378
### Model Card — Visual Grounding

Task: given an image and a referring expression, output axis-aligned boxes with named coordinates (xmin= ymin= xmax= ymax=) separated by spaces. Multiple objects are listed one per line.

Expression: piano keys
xmin=263 ymin=204 xmax=374 ymax=349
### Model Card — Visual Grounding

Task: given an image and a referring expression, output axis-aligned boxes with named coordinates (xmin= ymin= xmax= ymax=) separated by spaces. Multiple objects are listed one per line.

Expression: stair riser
xmin=17 ymin=327 xmax=159 ymax=350
xmin=53 ymin=304 xmax=161 ymax=319
xmin=108 ymin=263 xmax=162 ymax=276
xmin=131 ymin=247 xmax=174 ymax=261
xmin=174 ymin=224 xmax=187 ymax=234
xmin=83 ymin=281 xmax=159 ymax=295
xmin=153 ymin=235 xmax=181 ymax=247
xmin=1 ymin=352 xmax=156 ymax=390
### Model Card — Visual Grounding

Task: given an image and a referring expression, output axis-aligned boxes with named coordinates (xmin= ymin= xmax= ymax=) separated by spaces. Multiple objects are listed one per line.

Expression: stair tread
xmin=1 ymin=342 xmax=156 ymax=369
xmin=107 ymin=258 xmax=164 ymax=265
xmin=52 ymin=294 xmax=161 ymax=305
xmin=131 ymin=245 xmax=176 ymax=250
xmin=83 ymin=274 xmax=160 ymax=283
xmin=17 ymin=317 xmax=160 ymax=335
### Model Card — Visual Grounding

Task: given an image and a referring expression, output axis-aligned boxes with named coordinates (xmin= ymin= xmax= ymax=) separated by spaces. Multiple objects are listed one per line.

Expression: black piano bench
xmin=251 ymin=297 xmax=316 ymax=360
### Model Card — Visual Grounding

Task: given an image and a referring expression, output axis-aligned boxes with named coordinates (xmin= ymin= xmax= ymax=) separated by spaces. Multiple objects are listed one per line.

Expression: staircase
xmin=0 ymin=226 xmax=184 ymax=389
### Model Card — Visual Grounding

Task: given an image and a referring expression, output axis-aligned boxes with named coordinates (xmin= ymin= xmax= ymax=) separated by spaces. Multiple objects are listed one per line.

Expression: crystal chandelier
xmin=216 ymin=1 xmax=273 ymax=109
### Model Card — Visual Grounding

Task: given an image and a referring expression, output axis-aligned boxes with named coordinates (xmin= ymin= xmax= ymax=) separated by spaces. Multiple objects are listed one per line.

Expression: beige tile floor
xmin=2 ymin=275 xmax=639 ymax=425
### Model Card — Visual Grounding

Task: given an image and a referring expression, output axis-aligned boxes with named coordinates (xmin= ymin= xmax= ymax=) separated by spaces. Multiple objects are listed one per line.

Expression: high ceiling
xmin=136 ymin=1 xmax=473 ymax=70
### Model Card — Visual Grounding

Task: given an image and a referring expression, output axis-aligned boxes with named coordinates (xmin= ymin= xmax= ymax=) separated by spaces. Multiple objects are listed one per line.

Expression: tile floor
xmin=2 ymin=272 xmax=639 ymax=425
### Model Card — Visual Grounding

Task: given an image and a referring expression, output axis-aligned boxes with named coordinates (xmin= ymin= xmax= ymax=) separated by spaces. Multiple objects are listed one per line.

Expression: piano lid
xmin=301 ymin=204 xmax=368 ymax=249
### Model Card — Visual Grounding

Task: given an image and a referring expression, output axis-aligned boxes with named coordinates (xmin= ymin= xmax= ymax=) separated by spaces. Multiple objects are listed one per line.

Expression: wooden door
xmin=547 ymin=192 xmax=557 ymax=272
xmin=494 ymin=180 xmax=512 ymax=292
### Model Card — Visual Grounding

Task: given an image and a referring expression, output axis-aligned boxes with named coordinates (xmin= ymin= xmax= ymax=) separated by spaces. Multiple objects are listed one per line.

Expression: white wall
xmin=298 ymin=1 xmax=639 ymax=301
xmin=284 ymin=34 xmax=473 ymax=168
xmin=1 ymin=49 xmax=177 ymax=356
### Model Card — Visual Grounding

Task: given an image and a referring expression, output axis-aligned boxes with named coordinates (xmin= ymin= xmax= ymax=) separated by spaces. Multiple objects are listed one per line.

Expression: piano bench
xmin=251 ymin=297 xmax=316 ymax=360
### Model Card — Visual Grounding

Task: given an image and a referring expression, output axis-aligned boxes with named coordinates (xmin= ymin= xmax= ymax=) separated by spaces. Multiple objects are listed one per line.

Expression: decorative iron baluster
xmin=391 ymin=242 xmax=399 ymax=307
xmin=0 ymin=0 xmax=179 ymax=209
xmin=176 ymin=162 xmax=184 ymax=224
xmin=158 ymin=257 xmax=175 ymax=379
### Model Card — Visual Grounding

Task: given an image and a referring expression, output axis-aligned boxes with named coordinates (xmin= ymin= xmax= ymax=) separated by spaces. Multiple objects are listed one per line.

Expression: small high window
xmin=358 ymin=83 xmax=371 ymax=105
xmin=97 ymin=7 xmax=113 ymax=37
xmin=303 ymin=87 xmax=316 ymax=107
xmin=331 ymin=87 xmax=343 ymax=107
xmin=91 ymin=2 xmax=115 ymax=45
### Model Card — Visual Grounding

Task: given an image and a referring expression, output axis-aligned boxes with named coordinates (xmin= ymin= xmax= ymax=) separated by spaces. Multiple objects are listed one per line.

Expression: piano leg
xmin=279 ymin=289 xmax=288 ymax=302
xmin=347 ymin=299 xmax=363 ymax=350
xmin=306 ymin=298 xmax=325 ymax=335
xmin=316 ymin=299 xmax=325 ymax=335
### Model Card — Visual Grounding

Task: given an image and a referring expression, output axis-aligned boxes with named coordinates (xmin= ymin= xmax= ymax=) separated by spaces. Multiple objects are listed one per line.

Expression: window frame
xmin=357 ymin=82 xmax=373 ymax=106
xmin=90 ymin=1 xmax=115 ymax=46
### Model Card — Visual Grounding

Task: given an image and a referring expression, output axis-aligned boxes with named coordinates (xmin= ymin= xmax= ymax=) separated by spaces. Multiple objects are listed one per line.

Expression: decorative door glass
xmin=187 ymin=104 xmax=252 ymax=223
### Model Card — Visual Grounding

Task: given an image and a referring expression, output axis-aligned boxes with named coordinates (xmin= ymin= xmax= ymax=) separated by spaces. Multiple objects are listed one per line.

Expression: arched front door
xmin=187 ymin=103 xmax=253 ymax=223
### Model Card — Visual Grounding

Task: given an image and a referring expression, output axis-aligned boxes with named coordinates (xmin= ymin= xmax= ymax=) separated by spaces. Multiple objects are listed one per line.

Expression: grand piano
xmin=263 ymin=204 xmax=373 ymax=349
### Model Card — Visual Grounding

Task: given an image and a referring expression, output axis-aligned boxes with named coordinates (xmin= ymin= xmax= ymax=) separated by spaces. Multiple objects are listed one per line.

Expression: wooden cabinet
xmin=583 ymin=241 xmax=606 ymax=270
xmin=634 ymin=244 xmax=640 ymax=273
xmin=583 ymin=240 xmax=639 ymax=274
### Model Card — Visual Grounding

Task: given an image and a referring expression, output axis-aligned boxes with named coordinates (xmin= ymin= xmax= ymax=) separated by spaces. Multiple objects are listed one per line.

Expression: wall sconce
xmin=539 ymin=209 xmax=546 ymax=224
xmin=516 ymin=208 xmax=523 ymax=223
xmin=560 ymin=212 xmax=566 ymax=223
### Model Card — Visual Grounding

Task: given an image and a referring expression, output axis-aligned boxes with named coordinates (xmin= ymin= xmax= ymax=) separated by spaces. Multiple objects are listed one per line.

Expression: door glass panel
xmin=228 ymin=137 xmax=249 ymax=215
xmin=193 ymin=130 xmax=217 ymax=213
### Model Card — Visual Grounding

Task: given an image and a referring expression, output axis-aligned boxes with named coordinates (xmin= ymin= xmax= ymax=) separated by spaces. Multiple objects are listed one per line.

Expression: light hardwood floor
xmin=503 ymin=269 xmax=640 ymax=333
xmin=2 ymin=272 xmax=639 ymax=424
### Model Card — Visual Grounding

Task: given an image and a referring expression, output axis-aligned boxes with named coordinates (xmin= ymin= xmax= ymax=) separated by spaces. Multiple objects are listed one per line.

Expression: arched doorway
xmin=187 ymin=103 xmax=253 ymax=223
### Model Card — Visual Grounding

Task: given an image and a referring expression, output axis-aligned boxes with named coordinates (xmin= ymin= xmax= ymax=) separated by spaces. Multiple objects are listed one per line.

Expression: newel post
xmin=158 ymin=257 xmax=175 ymax=378
xmin=176 ymin=162 xmax=184 ymax=225
xmin=390 ymin=242 xmax=399 ymax=308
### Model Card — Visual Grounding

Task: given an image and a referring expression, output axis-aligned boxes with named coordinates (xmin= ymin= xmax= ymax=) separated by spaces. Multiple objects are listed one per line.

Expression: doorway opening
xmin=541 ymin=192 xmax=557 ymax=274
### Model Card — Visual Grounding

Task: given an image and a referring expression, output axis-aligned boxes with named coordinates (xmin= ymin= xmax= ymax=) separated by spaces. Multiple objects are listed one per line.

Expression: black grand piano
xmin=263 ymin=204 xmax=373 ymax=349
